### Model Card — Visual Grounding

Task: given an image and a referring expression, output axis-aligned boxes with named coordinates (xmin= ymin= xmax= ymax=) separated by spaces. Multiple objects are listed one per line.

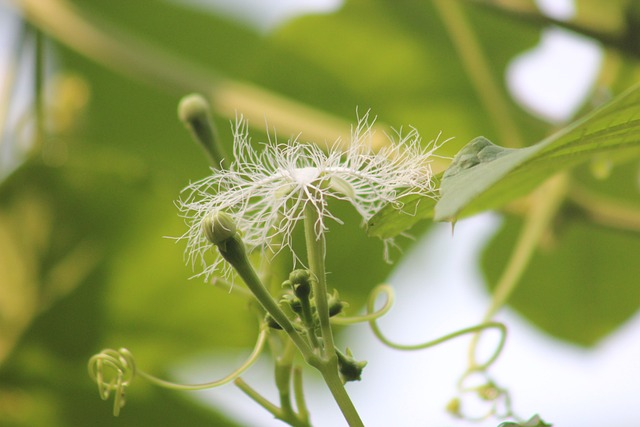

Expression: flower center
xmin=290 ymin=167 xmax=322 ymax=186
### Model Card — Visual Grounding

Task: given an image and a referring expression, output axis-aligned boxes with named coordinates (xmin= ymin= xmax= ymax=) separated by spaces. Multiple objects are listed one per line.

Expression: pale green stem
xmin=218 ymin=236 xmax=316 ymax=362
xmin=33 ymin=25 xmax=45 ymax=150
xmin=293 ymin=366 xmax=310 ymax=423
xmin=303 ymin=202 xmax=364 ymax=427
xmin=235 ymin=377 xmax=311 ymax=427
xmin=275 ymin=339 xmax=297 ymax=417
xmin=0 ymin=21 xmax=27 ymax=160
xmin=483 ymin=174 xmax=568 ymax=320
xmin=316 ymin=360 xmax=364 ymax=427
xmin=298 ymin=285 xmax=321 ymax=349
xmin=17 ymin=0 xmax=361 ymax=151
xmin=432 ymin=0 xmax=524 ymax=148
xmin=469 ymin=174 xmax=568 ymax=364
xmin=303 ymin=203 xmax=334 ymax=357
xmin=234 ymin=378 xmax=281 ymax=418
xmin=568 ymin=182 xmax=640 ymax=232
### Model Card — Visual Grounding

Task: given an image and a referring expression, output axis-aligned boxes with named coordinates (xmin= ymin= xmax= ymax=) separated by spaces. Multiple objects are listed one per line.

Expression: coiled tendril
xmin=88 ymin=327 xmax=269 ymax=416
xmin=88 ymin=348 xmax=136 ymax=416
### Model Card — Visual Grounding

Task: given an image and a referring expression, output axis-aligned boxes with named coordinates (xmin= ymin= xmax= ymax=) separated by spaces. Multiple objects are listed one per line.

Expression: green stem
xmin=467 ymin=0 xmax=639 ymax=58
xmin=468 ymin=174 xmax=568 ymax=365
xmin=218 ymin=236 xmax=316 ymax=363
xmin=568 ymin=182 xmax=640 ymax=233
xmin=275 ymin=340 xmax=296 ymax=417
xmin=33 ymin=24 xmax=46 ymax=150
xmin=293 ymin=367 xmax=309 ymax=423
xmin=483 ymin=174 xmax=568 ymax=320
xmin=317 ymin=361 xmax=364 ymax=427
xmin=303 ymin=203 xmax=364 ymax=427
xmin=432 ymin=0 xmax=524 ymax=148
xmin=234 ymin=378 xmax=281 ymax=418
xmin=303 ymin=203 xmax=334 ymax=357
xmin=18 ymin=0 xmax=360 ymax=151
xmin=298 ymin=288 xmax=321 ymax=350
xmin=236 ymin=376 xmax=311 ymax=427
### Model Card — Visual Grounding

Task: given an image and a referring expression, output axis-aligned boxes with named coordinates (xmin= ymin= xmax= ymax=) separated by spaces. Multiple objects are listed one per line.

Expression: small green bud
xmin=265 ymin=313 xmax=283 ymax=330
xmin=281 ymin=293 xmax=303 ymax=314
xmin=178 ymin=93 xmax=211 ymax=126
xmin=202 ymin=211 xmax=237 ymax=245
xmin=336 ymin=348 xmax=367 ymax=382
xmin=445 ymin=398 xmax=462 ymax=418
xmin=178 ymin=93 xmax=227 ymax=169
xmin=477 ymin=382 xmax=499 ymax=401
xmin=288 ymin=269 xmax=312 ymax=299
xmin=327 ymin=289 xmax=347 ymax=317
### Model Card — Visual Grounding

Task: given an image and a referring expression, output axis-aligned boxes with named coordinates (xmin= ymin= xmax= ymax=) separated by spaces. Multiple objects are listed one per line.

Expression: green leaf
xmin=435 ymin=84 xmax=640 ymax=222
xmin=483 ymin=214 xmax=640 ymax=346
xmin=498 ymin=414 xmax=552 ymax=427
xmin=366 ymin=193 xmax=437 ymax=239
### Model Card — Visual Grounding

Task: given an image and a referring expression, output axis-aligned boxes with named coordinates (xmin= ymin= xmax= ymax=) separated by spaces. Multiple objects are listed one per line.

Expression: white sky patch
xmin=536 ymin=0 xmax=575 ymax=20
xmin=507 ymin=27 xmax=602 ymax=123
xmin=506 ymin=0 xmax=602 ymax=123
xmin=164 ymin=0 xmax=343 ymax=33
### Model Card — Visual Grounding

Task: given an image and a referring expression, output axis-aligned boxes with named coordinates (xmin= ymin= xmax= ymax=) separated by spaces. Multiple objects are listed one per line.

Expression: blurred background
xmin=1 ymin=0 xmax=639 ymax=426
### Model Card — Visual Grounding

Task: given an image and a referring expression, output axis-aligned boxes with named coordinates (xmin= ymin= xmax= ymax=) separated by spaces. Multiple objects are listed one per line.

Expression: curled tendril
xmin=330 ymin=284 xmax=395 ymax=325
xmin=363 ymin=284 xmax=507 ymax=372
xmin=88 ymin=348 xmax=136 ymax=416
xmin=88 ymin=327 xmax=269 ymax=416
xmin=448 ymin=370 xmax=514 ymax=421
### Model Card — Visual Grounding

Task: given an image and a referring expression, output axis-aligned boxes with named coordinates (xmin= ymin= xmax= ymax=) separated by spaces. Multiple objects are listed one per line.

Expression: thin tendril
xmin=453 ymin=370 xmax=515 ymax=421
xmin=364 ymin=285 xmax=507 ymax=371
xmin=88 ymin=326 xmax=269 ymax=415
xmin=141 ymin=327 xmax=269 ymax=390
xmin=87 ymin=348 xmax=135 ymax=416
xmin=330 ymin=284 xmax=395 ymax=325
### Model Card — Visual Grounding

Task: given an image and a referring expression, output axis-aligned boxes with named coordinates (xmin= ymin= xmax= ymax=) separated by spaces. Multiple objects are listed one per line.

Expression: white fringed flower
xmin=179 ymin=115 xmax=445 ymax=280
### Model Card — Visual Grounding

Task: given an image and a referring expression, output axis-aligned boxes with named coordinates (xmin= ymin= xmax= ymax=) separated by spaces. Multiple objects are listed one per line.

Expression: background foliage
xmin=1 ymin=0 xmax=639 ymax=425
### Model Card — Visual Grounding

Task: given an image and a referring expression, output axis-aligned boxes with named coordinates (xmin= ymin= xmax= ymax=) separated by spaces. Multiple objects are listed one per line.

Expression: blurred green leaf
xmin=435 ymin=84 xmax=640 ymax=222
xmin=498 ymin=414 xmax=551 ymax=427
xmin=483 ymin=213 xmax=640 ymax=346
xmin=366 ymin=187 xmax=438 ymax=240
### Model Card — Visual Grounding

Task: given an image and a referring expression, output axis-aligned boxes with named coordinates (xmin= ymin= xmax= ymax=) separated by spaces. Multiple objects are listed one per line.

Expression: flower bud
xmin=178 ymin=93 xmax=227 ymax=169
xmin=327 ymin=289 xmax=347 ymax=317
xmin=445 ymin=398 xmax=462 ymax=418
xmin=336 ymin=347 xmax=367 ymax=382
xmin=265 ymin=313 xmax=283 ymax=330
xmin=202 ymin=211 xmax=237 ymax=245
xmin=288 ymin=269 xmax=312 ymax=300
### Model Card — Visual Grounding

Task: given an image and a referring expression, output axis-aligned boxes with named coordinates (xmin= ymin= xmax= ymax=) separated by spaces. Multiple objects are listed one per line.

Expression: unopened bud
xmin=178 ymin=93 xmax=227 ymax=169
xmin=327 ymin=289 xmax=347 ymax=317
xmin=202 ymin=211 xmax=237 ymax=245
xmin=288 ymin=269 xmax=312 ymax=299
xmin=336 ymin=348 xmax=367 ymax=382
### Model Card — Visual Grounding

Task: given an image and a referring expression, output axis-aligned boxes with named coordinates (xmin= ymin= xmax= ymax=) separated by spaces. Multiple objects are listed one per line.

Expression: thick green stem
xmin=303 ymin=203 xmax=364 ymax=427
xmin=218 ymin=236 xmax=316 ymax=363
xmin=317 ymin=360 xmax=364 ymax=427
xmin=303 ymin=204 xmax=335 ymax=357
